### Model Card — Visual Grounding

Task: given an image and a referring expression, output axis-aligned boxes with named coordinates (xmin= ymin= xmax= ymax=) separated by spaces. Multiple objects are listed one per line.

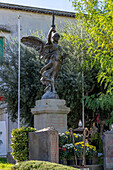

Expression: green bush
xmin=11 ymin=160 xmax=79 ymax=170
xmin=10 ymin=127 xmax=36 ymax=162
xmin=0 ymin=158 xmax=7 ymax=163
xmin=91 ymin=132 xmax=103 ymax=153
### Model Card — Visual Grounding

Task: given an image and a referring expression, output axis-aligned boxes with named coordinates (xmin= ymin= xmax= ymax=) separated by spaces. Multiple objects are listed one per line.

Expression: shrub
xmin=10 ymin=127 xmax=36 ymax=162
xmin=91 ymin=132 xmax=103 ymax=153
xmin=11 ymin=160 xmax=79 ymax=170
xmin=0 ymin=158 xmax=7 ymax=163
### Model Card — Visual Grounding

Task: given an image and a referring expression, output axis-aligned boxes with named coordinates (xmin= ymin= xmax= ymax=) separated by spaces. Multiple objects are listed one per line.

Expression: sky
xmin=0 ymin=0 xmax=75 ymax=12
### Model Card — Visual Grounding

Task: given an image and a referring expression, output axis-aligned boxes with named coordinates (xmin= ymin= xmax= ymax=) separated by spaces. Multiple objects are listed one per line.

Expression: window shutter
xmin=0 ymin=37 xmax=4 ymax=64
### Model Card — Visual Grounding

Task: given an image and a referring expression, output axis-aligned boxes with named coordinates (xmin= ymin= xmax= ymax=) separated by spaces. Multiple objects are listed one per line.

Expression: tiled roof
xmin=0 ymin=2 xmax=75 ymax=18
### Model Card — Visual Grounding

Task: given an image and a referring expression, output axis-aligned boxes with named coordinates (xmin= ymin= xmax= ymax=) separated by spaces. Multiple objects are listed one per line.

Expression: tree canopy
xmin=71 ymin=0 xmax=113 ymax=93
xmin=69 ymin=0 xmax=113 ymax=124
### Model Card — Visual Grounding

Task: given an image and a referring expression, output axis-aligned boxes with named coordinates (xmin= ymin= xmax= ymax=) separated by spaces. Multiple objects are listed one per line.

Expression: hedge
xmin=10 ymin=127 xmax=37 ymax=162
xmin=11 ymin=160 xmax=79 ymax=170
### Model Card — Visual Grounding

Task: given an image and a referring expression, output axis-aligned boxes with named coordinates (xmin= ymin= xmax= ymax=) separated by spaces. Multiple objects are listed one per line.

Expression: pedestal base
xmin=29 ymin=127 xmax=59 ymax=163
xmin=103 ymin=131 xmax=113 ymax=170
xmin=31 ymin=99 xmax=70 ymax=132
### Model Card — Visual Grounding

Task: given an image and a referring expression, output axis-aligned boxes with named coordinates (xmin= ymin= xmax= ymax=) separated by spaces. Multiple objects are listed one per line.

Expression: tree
xmin=57 ymin=22 xmax=102 ymax=126
xmin=69 ymin=0 xmax=113 ymax=124
xmin=0 ymin=38 xmax=43 ymax=126
xmin=71 ymin=0 xmax=113 ymax=93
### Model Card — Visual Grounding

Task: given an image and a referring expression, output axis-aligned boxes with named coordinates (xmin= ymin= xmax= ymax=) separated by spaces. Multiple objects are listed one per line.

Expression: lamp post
xmin=18 ymin=15 xmax=21 ymax=129
xmin=81 ymin=22 xmax=85 ymax=129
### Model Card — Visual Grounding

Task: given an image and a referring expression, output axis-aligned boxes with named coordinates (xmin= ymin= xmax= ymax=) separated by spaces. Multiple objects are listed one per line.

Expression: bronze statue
xmin=21 ymin=12 xmax=64 ymax=99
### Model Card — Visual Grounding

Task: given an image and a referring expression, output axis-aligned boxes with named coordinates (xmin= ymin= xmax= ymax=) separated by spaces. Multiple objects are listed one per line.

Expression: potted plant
xmin=62 ymin=143 xmax=74 ymax=165
xmin=65 ymin=131 xmax=83 ymax=144
xmin=73 ymin=133 xmax=83 ymax=143
xmin=59 ymin=132 xmax=68 ymax=146
xmin=65 ymin=132 xmax=73 ymax=144
xmin=75 ymin=141 xmax=97 ymax=165
xmin=59 ymin=147 xmax=66 ymax=164
xmin=74 ymin=141 xmax=84 ymax=165
xmin=85 ymin=143 xmax=97 ymax=165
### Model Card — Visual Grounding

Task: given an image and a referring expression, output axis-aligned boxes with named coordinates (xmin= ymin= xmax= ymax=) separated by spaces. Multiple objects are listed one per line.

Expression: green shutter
xmin=0 ymin=37 xmax=4 ymax=64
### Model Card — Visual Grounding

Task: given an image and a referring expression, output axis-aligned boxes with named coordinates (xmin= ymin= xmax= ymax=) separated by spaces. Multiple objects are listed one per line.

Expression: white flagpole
xmin=18 ymin=15 xmax=21 ymax=129
xmin=81 ymin=22 xmax=85 ymax=129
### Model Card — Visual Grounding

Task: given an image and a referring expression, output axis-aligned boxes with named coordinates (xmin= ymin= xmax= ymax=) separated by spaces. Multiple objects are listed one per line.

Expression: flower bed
xmin=59 ymin=131 xmax=82 ymax=162
xmin=59 ymin=131 xmax=97 ymax=165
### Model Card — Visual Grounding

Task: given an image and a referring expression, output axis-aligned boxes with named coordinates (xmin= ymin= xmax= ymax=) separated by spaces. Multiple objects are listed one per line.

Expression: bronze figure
xmin=21 ymin=13 xmax=64 ymax=99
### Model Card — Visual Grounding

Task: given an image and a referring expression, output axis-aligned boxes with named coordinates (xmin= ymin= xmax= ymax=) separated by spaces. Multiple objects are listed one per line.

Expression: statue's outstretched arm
xmin=47 ymin=27 xmax=56 ymax=44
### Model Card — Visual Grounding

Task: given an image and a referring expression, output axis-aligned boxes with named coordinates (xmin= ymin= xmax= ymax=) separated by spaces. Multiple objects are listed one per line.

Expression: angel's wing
xmin=21 ymin=36 xmax=46 ymax=53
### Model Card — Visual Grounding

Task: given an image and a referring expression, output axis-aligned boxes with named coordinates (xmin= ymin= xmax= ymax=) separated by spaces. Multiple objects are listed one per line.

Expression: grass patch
xmin=0 ymin=158 xmax=14 ymax=170
xmin=0 ymin=163 xmax=14 ymax=170
xmin=11 ymin=160 xmax=79 ymax=170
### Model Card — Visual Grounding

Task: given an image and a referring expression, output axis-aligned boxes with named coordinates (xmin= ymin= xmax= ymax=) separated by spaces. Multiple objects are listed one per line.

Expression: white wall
xmin=0 ymin=8 xmax=75 ymax=39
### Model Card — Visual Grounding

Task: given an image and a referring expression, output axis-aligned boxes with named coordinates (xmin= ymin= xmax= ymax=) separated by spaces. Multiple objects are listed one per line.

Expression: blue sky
xmin=0 ymin=0 xmax=75 ymax=12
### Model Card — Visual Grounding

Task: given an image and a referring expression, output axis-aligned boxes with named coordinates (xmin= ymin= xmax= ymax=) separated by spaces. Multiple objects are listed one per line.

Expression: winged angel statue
xmin=21 ymin=13 xmax=65 ymax=99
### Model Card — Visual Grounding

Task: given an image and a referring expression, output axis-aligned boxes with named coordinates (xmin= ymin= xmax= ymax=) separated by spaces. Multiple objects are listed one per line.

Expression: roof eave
xmin=0 ymin=2 xmax=75 ymax=18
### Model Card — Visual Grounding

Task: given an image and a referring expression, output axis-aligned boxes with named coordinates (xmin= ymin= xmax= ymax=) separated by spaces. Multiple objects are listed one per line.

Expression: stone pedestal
xmin=29 ymin=127 xmax=59 ymax=163
xmin=31 ymin=99 xmax=70 ymax=132
xmin=103 ymin=131 xmax=113 ymax=170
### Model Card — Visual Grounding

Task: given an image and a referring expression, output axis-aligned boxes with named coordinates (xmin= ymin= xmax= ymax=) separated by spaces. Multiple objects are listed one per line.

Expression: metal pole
xmin=18 ymin=15 xmax=21 ymax=129
xmin=81 ymin=22 xmax=85 ymax=129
